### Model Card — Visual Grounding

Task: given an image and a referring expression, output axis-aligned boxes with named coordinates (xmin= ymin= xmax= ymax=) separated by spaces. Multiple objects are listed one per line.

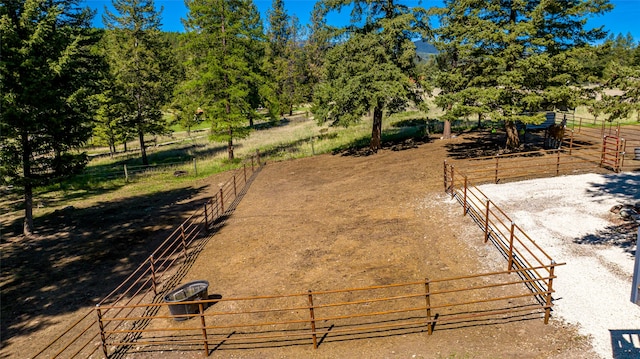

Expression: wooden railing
xmin=31 ymin=152 xmax=264 ymax=359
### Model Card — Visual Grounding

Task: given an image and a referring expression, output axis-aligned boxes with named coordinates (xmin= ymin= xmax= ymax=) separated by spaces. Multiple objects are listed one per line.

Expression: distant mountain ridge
xmin=414 ymin=39 xmax=438 ymax=54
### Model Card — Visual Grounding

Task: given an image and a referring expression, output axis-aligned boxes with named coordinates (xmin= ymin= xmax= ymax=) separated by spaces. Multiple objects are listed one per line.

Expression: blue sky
xmin=83 ymin=0 xmax=640 ymax=41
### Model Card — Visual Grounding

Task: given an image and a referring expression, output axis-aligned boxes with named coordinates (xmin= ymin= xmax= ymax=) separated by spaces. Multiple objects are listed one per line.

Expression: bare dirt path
xmin=2 ymin=134 xmax=596 ymax=358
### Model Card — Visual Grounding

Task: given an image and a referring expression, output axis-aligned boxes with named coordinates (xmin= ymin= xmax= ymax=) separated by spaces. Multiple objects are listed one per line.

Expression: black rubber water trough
xmin=164 ymin=280 xmax=209 ymax=321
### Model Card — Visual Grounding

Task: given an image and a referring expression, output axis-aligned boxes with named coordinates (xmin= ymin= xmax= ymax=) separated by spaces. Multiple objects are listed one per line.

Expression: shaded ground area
xmin=2 ymin=134 xmax=598 ymax=359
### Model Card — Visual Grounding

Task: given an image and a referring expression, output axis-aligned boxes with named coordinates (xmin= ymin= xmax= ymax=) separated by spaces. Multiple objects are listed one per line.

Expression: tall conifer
xmin=182 ymin=0 xmax=267 ymax=160
xmin=433 ymin=0 xmax=611 ymax=148
xmin=1 ymin=0 xmax=103 ymax=235
xmin=102 ymin=0 xmax=176 ymax=165
xmin=312 ymin=0 xmax=429 ymax=152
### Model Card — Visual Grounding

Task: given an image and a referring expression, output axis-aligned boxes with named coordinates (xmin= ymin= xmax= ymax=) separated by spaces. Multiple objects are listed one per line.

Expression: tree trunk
xmin=505 ymin=120 xmax=520 ymax=148
xmin=443 ymin=120 xmax=452 ymax=139
xmin=139 ymin=130 xmax=148 ymax=165
xmin=21 ymin=132 xmax=34 ymax=236
xmin=23 ymin=181 xmax=34 ymax=237
xmin=477 ymin=113 xmax=482 ymax=129
xmin=370 ymin=106 xmax=383 ymax=152
xmin=289 ymin=104 xmax=293 ymax=116
xmin=227 ymin=128 xmax=234 ymax=160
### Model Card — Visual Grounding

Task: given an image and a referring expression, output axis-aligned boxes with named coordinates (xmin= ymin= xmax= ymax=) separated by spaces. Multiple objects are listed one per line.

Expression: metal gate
xmin=600 ymin=135 xmax=625 ymax=172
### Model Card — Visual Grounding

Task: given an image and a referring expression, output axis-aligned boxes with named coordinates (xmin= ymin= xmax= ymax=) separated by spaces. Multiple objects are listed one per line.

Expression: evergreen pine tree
xmin=433 ymin=0 xmax=612 ymax=148
xmin=312 ymin=0 xmax=429 ymax=152
xmin=1 ymin=0 xmax=103 ymax=235
xmin=182 ymin=0 xmax=268 ymax=159
xmin=102 ymin=0 xmax=176 ymax=165
xmin=601 ymin=53 xmax=640 ymax=122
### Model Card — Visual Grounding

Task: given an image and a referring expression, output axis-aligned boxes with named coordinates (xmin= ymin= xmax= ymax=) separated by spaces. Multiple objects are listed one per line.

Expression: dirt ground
xmin=1 ymin=132 xmax=599 ymax=358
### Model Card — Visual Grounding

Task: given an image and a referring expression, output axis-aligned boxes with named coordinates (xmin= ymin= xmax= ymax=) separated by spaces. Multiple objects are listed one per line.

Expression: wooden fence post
xmin=199 ymin=303 xmax=209 ymax=355
xmin=308 ymin=290 xmax=318 ymax=349
xmin=484 ymin=200 xmax=491 ymax=243
xmin=150 ymin=255 xmax=157 ymax=295
xmin=96 ymin=306 xmax=109 ymax=358
xmin=544 ymin=261 xmax=556 ymax=324
xmin=425 ymin=278 xmax=433 ymax=335
xmin=556 ymin=150 xmax=561 ymax=176
xmin=124 ymin=164 xmax=129 ymax=182
xmin=256 ymin=150 xmax=261 ymax=166
xmin=243 ymin=164 xmax=247 ymax=183
xmin=508 ymin=222 xmax=515 ymax=271
xmin=193 ymin=158 xmax=198 ymax=176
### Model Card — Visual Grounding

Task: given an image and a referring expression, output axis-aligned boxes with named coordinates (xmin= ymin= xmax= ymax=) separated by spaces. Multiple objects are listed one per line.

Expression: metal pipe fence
xmin=33 ymin=145 xmax=573 ymax=358
xmin=447 ymin=122 xmax=640 ymax=184
xmin=85 ymin=154 xmax=563 ymax=357
xmin=93 ymin=265 xmax=558 ymax=357
xmin=32 ymin=151 xmax=264 ymax=359
xmin=444 ymin=161 xmax=564 ymax=312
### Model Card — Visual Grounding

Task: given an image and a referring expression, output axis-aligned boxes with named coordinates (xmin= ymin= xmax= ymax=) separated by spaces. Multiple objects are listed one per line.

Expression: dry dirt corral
xmin=3 ymin=133 xmax=637 ymax=359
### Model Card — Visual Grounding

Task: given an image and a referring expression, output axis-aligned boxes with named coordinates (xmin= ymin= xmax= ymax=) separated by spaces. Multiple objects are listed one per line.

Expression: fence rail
xmin=92 ymin=265 xmax=558 ymax=357
xmin=443 ymin=161 xmax=564 ymax=311
xmin=32 ymin=152 xmax=264 ymax=359
xmin=86 ymin=156 xmax=563 ymax=357
xmin=448 ymin=119 xmax=640 ymax=184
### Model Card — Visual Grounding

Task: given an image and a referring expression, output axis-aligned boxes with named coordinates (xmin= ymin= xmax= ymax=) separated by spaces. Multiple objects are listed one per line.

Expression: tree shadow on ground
xmin=585 ymin=172 xmax=640 ymax=203
xmin=443 ymin=129 xmax=554 ymax=159
xmin=574 ymin=222 xmax=638 ymax=255
xmin=333 ymin=128 xmax=431 ymax=157
xmin=0 ymin=184 xmax=211 ymax=347
xmin=573 ymin=173 xmax=639 ymax=253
